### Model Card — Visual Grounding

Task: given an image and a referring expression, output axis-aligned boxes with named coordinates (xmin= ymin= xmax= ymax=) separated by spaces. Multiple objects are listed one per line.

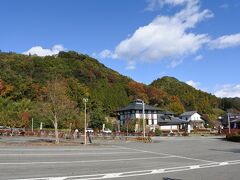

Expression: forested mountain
xmin=0 ymin=51 xmax=238 ymax=129
xmin=150 ymin=76 xmax=228 ymax=121
xmin=150 ymin=77 xmax=240 ymax=114
xmin=221 ymin=97 xmax=240 ymax=111
xmin=150 ymin=77 xmax=220 ymax=114
xmin=0 ymin=51 xmax=131 ymax=112
xmin=0 ymin=51 xmax=132 ymax=128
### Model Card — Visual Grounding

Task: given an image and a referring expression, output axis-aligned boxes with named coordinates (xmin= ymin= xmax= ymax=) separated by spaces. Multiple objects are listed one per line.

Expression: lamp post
xmin=142 ymin=100 xmax=145 ymax=138
xmin=83 ymin=98 xmax=88 ymax=145
xmin=227 ymin=112 xmax=231 ymax=134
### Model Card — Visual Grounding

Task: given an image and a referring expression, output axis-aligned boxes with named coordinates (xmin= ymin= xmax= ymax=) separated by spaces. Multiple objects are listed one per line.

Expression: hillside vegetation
xmin=0 ymin=51 xmax=238 ymax=129
xmin=150 ymin=77 xmax=220 ymax=114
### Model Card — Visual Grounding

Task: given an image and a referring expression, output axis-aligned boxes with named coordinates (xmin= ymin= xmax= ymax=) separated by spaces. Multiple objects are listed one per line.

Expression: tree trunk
xmin=54 ymin=116 xmax=59 ymax=144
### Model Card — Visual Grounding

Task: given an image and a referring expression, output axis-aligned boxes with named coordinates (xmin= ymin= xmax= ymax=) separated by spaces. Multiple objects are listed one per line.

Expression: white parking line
xmin=115 ymin=146 xmax=215 ymax=163
xmin=16 ymin=159 xmax=240 ymax=180
xmin=0 ymin=151 xmax=143 ymax=156
xmin=0 ymin=147 xmax=125 ymax=151
xmin=0 ymin=155 xmax=175 ymax=165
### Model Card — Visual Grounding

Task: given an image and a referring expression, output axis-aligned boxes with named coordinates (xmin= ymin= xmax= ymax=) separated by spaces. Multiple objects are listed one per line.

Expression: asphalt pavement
xmin=0 ymin=136 xmax=239 ymax=180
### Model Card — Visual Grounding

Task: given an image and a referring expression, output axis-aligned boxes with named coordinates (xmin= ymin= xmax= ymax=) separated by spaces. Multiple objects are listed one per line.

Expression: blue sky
xmin=1 ymin=0 xmax=240 ymax=97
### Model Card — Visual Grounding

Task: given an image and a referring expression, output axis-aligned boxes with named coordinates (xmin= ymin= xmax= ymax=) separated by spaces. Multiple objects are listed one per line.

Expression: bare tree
xmin=39 ymin=79 xmax=79 ymax=144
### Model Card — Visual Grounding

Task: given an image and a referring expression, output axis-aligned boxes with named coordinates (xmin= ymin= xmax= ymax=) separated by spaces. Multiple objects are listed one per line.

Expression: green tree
xmin=0 ymin=97 xmax=32 ymax=127
xmin=89 ymin=109 xmax=105 ymax=131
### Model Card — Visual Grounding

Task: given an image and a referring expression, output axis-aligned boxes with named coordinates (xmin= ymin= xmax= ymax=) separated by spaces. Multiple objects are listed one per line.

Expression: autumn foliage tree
xmin=0 ymin=79 xmax=14 ymax=97
xmin=146 ymin=87 xmax=168 ymax=107
xmin=167 ymin=96 xmax=185 ymax=115
xmin=38 ymin=79 xmax=79 ymax=144
xmin=127 ymin=82 xmax=149 ymax=103
xmin=20 ymin=112 xmax=30 ymax=128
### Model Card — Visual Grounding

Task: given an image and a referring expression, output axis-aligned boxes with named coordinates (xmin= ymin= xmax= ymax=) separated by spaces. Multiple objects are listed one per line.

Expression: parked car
xmin=102 ymin=128 xmax=112 ymax=134
xmin=86 ymin=128 xmax=94 ymax=133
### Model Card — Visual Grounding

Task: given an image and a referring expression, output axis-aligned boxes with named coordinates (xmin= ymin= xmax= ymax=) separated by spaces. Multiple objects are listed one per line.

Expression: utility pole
xmin=228 ymin=112 xmax=231 ymax=134
xmin=142 ymin=100 xmax=145 ymax=138
xmin=83 ymin=98 xmax=88 ymax=145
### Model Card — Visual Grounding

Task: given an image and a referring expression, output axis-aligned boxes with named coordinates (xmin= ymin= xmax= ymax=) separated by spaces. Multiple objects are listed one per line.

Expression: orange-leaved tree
xmin=38 ymin=79 xmax=79 ymax=144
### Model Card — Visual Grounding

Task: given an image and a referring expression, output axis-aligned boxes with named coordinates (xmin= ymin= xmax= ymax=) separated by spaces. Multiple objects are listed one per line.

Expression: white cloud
xmin=220 ymin=3 xmax=229 ymax=9
xmin=126 ymin=61 xmax=136 ymax=70
xmin=99 ymin=49 xmax=117 ymax=59
xmin=101 ymin=0 xmax=212 ymax=69
xmin=145 ymin=0 xmax=193 ymax=11
xmin=91 ymin=52 xmax=97 ymax=58
xmin=169 ymin=59 xmax=183 ymax=68
xmin=194 ymin=54 xmax=203 ymax=61
xmin=186 ymin=80 xmax=201 ymax=89
xmin=145 ymin=0 xmax=159 ymax=11
xmin=99 ymin=0 xmax=240 ymax=70
xmin=209 ymin=33 xmax=240 ymax=49
xmin=23 ymin=44 xmax=65 ymax=56
xmin=214 ymin=84 xmax=240 ymax=98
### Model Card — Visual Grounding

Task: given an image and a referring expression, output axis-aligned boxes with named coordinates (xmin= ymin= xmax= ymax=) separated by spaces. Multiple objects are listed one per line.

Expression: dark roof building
xmin=116 ymin=99 xmax=160 ymax=112
xmin=157 ymin=115 xmax=187 ymax=125
xmin=161 ymin=111 xmax=175 ymax=116
xmin=157 ymin=114 xmax=187 ymax=132
xmin=116 ymin=99 xmax=187 ymax=129
xmin=116 ymin=99 xmax=161 ymax=126
xmin=220 ymin=113 xmax=240 ymax=129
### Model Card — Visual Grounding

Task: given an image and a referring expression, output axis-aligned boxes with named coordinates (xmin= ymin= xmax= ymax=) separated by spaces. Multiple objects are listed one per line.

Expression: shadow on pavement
xmin=209 ymin=148 xmax=240 ymax=153
xmin=163 ymin=177 xmax=182 ymax=180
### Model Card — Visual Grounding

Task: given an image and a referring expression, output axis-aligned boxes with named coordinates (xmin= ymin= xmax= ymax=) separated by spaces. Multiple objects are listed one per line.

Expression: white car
xmin=102 ymin=128 xmax=112 ymax=134
xmin=86 ymin=128 xmax=94 ymax=133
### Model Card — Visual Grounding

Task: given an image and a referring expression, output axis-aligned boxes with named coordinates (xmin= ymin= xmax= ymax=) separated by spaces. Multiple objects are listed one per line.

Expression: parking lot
xmin=0 ymin=136 xmax=239 ymax=180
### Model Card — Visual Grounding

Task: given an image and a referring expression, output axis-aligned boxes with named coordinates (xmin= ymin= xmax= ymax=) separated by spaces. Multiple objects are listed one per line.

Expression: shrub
xmin=182 ymin=132 xmax=189 ymax=136
xmin=226 ymin=133 xmax=240 ymax=142
xmin=155 ymin=128 xmax=161 ymax=136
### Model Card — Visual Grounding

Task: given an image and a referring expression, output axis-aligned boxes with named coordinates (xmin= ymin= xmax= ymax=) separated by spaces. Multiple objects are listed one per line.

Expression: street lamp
xmin=83 ymin=98 xmax=88 ymax=145
xmin=142 ymin=100 xmax=145 ymax=138
xmin=227 ymin=112 xmax=231 ymax=134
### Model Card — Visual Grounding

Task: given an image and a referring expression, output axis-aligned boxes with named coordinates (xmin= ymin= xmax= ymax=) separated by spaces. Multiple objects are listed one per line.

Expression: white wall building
xmin=117 ymin=99 xmax=161 ymax=127
xmin=117 ymin=100 xmax=187 ymax=132
xmin=180 ymin=111 xmax=205 ymax=132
